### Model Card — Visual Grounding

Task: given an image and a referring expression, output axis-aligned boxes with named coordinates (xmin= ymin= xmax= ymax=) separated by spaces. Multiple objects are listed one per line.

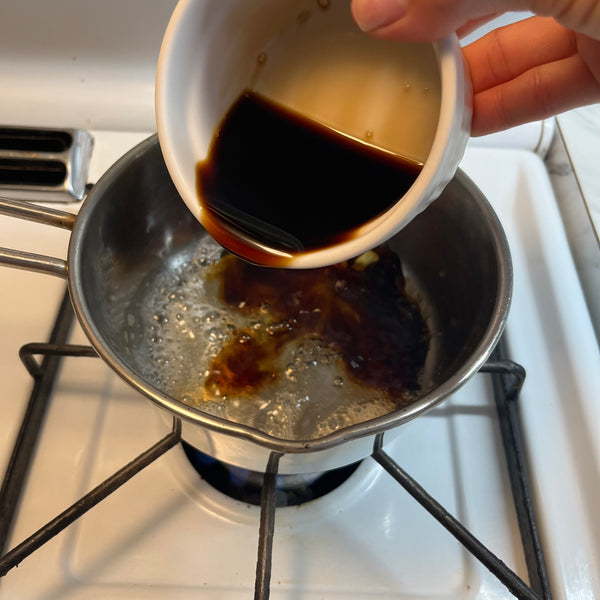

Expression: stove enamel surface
xmin=1 ymin=140 xmax=599 ymax=599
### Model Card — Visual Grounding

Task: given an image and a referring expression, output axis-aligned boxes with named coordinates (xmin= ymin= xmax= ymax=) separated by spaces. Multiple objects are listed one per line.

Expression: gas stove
xmin=1 ymin=2 xmax=600 ymax=598
xmin=0 ymin=129 xmax=599 ymax=599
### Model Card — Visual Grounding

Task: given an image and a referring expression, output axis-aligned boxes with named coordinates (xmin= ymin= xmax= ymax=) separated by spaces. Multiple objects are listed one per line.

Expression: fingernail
xmin=353 ymin=0 xmax=408 ymax=32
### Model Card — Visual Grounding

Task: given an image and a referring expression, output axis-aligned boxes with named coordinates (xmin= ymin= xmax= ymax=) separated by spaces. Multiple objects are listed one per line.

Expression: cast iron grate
xmin=0 ymin=286 xmax=551 ymax=600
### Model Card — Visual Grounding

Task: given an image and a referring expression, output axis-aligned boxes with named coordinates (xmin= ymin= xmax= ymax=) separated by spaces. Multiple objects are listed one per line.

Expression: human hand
xmin=351 ymin=0 xmax=600 ymax=135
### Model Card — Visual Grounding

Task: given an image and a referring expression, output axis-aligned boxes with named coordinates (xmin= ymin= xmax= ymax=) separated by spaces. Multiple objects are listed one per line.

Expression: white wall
xmin=0 ymin=0 xmax=178 ymax=130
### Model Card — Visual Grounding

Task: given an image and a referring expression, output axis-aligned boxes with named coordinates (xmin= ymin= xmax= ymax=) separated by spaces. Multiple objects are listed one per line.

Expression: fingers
xmin=352 ymin=0 xmax=600 ymax=41
xmin=471 ymin=53 xmax=600 ymax=134
xmin=529 ymin=0 xmax=600 ymax=40
xmin=351 ymin=0 xmax=530 ymax=41
xmin=466 ymin=18 xmax=600 ymax=134
xmin=350 ymin=0 xmax=600 ymax=135
xmin=350 ymin=0 xmax=410 ymax=34
xmin=464 ymin=17 xmax=577 ymax=93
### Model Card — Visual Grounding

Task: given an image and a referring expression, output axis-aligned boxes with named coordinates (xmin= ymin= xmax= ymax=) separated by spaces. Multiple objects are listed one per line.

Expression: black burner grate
xmin=0 ymin=286 xmax=551 ymax=599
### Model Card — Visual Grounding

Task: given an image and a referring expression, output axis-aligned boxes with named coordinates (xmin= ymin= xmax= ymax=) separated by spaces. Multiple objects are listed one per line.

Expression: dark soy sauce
xmin=203 ymin=246 xmax=429 ymax=401
xmin=196 ymin=90 xmax=422 ymax=266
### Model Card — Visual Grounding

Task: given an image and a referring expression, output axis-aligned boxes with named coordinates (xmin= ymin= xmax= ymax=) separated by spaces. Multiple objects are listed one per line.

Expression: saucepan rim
xmin=67 ymin=135 xmax=512 ymax=455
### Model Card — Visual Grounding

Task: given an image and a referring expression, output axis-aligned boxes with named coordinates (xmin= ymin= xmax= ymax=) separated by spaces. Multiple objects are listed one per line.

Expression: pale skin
xmin=350 ymin=0 xmax=600 ymax=135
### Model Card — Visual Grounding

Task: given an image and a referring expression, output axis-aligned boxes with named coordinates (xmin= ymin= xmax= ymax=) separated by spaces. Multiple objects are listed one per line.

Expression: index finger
xmin=463 ymin=16 xmax=577 ymax=92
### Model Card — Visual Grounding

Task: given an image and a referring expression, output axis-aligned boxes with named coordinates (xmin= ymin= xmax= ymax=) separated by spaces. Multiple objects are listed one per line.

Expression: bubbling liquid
xmin=123 ymin=237 xmax=429 ymax=441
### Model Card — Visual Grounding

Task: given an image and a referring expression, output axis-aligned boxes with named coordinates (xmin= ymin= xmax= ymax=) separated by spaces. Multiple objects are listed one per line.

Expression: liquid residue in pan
xmin=123 ymin=236 xmax=429 ymax=440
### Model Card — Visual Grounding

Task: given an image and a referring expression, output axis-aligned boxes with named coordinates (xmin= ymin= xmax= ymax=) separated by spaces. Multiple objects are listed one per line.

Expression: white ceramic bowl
xmin=156 ymin=0 xmax=471 ymax=268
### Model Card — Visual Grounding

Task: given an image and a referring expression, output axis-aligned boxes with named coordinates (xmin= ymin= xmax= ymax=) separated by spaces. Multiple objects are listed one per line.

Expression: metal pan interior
xmin=68 ymin=135 xmax=511 ymax=452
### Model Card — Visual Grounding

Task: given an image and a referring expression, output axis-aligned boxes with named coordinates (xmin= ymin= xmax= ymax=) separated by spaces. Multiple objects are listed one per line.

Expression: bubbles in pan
xmin=123 ymin=235 xmax=429 ymax=441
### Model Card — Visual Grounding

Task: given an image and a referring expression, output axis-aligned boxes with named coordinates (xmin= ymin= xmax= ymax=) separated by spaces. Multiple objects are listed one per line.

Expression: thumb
xmin=351 ymin=0 xmax=600 ymax=41
xmin=350 ymin=0 xmax=528 ymax=40
xmin=529 ymin=0 xmax=600 ymax=39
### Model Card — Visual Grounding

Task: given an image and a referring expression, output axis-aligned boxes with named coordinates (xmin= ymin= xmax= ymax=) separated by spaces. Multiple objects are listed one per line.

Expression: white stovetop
xmin=0 ymin=134 xmax=599 ymax=599
xmin=0 ymin=2 xmax=599 ymax=597
xmin=553 ymin=107 xmax=600 ymax=340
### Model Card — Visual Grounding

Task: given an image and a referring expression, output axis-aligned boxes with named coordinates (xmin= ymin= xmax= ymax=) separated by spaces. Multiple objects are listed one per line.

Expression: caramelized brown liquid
xmin=203 ymin=246 xmax=429 ymax=400
xmin=196 ymin=91 xmax=422 ymax=267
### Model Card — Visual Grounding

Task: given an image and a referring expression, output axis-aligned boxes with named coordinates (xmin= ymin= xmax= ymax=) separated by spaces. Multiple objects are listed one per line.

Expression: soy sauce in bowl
xmin=196 ymin=90 xmax=422 ymax=267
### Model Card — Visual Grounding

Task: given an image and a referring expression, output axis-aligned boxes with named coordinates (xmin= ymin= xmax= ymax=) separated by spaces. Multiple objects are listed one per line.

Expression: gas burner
xmin=181 ymin=441 xmax=360 ymax=506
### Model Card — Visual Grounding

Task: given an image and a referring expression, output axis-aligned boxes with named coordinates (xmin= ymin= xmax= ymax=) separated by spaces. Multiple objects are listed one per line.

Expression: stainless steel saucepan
xmin=0 ymin=135 xmax=512 ymax=474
